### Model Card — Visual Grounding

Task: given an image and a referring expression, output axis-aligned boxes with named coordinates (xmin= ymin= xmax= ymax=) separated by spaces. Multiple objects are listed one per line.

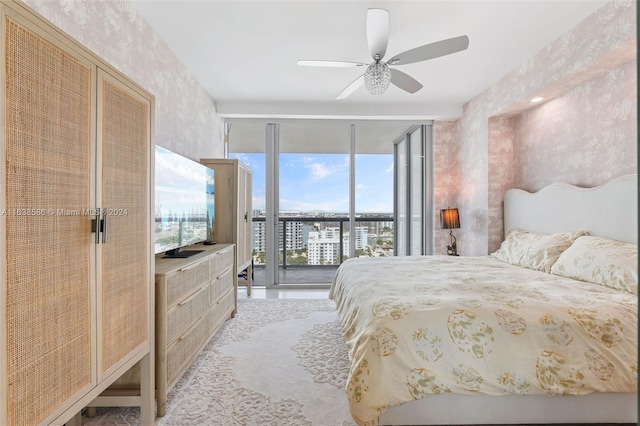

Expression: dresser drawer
xmin=211 ymin=246 xmax=234 ymax=273
xmin=165 ymin=258 xmax=209 ymax=307
xmin=209 ymin=288 xmax=235 ymax=335
xmin=210 ymin=267 xmax=233 ymax=305
xmin=166 ymin=314 xmax=209 ymax=384
xmin=167 ymin=285 xmax=210 ymax=344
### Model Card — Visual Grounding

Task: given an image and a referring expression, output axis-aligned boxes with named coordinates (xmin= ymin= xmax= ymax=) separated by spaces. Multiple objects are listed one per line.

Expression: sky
xmin=230 ymin=152 xmax=394 ymax=214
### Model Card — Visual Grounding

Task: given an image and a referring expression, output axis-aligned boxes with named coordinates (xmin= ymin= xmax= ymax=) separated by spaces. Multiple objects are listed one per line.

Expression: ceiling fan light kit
xmin=364 ymin=61 xmax=391 ymax=95
xmin=297 ymin=8 xmax=469 ymax=99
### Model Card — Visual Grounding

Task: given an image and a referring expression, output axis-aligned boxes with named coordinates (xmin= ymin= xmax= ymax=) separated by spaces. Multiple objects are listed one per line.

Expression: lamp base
xmin=447 ymin=231 xmax=459 ymax=256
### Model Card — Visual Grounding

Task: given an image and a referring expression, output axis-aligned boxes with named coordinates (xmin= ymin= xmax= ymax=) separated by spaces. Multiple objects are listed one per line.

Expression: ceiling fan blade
xmin=388 ymin=35 xmax=469 ymax=66
xmin=390 ymin=68 xmax=423 ymax=94
xmin=366 ymin=8 xmax=389 ymax=60
xmin=336 ymin=75 xmax=364 ymax=100
xmin=297 ymin=60 xmax=367 ymax=68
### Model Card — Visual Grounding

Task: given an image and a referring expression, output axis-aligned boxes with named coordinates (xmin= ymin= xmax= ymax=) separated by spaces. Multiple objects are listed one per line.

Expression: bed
xmin=329 ymin=174 xmax=638 ymax=426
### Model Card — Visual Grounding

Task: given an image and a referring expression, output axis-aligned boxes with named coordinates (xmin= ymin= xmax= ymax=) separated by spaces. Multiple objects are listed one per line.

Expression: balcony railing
xmin=252 ymin=216 xmax=394 ymax=269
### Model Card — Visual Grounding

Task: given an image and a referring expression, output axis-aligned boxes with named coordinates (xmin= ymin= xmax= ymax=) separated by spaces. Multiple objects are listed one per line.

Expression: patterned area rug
xmin=84 ymin=298 xmax=356 ymax=426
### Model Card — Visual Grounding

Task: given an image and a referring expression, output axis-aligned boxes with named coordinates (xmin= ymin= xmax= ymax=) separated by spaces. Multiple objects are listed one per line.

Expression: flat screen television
xmin=154 ymin=145 xmax=215 ymax=257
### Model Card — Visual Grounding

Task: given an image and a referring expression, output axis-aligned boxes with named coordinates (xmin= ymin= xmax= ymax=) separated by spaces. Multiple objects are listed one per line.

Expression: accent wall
xmin=434 ymin=0 xmax=636 ymax=256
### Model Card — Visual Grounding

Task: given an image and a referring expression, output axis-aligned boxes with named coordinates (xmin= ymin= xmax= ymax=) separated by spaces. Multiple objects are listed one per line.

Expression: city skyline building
xmin=253 ymin=220 xmax=305 ymax=253
xmin=307 ymin=229 xmax=340 ymax=265
xmin=307 ymin=226 xmax=369 ymax=265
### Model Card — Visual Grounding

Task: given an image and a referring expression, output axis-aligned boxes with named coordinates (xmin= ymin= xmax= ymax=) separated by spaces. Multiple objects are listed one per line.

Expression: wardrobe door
xmin=3 ymin=15 xmax=95 ymax=425
xmin=97 ymin=71 xmax=151 ymax=377
xmin=243 ymin=166 xmax=253 ymax=267
xmin=238 ymin=164 xmax=248 ymax=264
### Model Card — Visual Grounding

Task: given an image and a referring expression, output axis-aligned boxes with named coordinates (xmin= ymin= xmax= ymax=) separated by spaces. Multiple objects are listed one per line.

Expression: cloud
xmin=308 ymin=163 xmax=330 ymax=179
xmin=234 ymin=152 xmax=392 ymax=213
xmin=282 ymin=198 xmax=350 ymax=213
xmin=303 ymin=155 xmax=350 ymax=181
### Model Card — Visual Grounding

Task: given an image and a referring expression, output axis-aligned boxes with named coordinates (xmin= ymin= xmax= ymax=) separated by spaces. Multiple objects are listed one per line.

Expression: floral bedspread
xmin=329 ymin=255 xmax=638 ymax=426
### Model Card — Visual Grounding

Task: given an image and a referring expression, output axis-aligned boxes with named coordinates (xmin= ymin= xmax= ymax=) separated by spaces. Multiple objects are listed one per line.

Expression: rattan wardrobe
xmin=200 ymin=159 xmax=253 ymax=295
xmin=0 ymin=2 xmax=155 ymax=425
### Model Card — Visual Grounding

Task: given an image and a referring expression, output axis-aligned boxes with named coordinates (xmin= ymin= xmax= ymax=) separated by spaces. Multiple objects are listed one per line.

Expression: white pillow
xmin=491 ymin=229 xmax=587 ymax=272
xmin=550 ymin=236 xmax=638 ymax=294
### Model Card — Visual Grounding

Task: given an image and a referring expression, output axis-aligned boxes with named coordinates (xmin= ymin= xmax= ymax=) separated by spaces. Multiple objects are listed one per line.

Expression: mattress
xmin=329 ymin=255 xmax=638 ymax=426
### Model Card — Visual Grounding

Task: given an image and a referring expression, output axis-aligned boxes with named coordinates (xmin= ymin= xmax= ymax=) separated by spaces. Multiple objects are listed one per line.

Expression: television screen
xmin=154 ymin=145 xmax=214 ymax=255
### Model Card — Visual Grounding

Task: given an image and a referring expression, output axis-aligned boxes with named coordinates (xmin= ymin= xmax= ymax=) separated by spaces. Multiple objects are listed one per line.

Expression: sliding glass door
xmin=394 ymin=124 xmax=433 ymax=256
xmin=229 ymin=119 xmax=428 ymax=286
xmin=278 ymin=121 xmax=350 ymax=284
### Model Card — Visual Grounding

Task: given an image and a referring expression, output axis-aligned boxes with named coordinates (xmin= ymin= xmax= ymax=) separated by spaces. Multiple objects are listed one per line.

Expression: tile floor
xmin=250 ymin=265 xmax=339 ymax=286
xmin=237 ymin=285 xmax=330 ymax=300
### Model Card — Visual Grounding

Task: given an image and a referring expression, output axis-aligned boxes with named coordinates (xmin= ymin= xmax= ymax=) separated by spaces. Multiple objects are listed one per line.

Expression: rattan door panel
xmin=238 ymin=168 xmax=248 ymax=263
xmin=98 ymin=72 xmax=150 ymax=376
xmin=4 ymin=16 xmax=94 ymax=426
xmin=238 ymin=163 xmax=252 ymax=271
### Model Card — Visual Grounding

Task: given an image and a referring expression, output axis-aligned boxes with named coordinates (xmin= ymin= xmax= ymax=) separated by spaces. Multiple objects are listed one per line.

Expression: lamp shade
xmin=440 ymin=208 xmax=460 ymax=229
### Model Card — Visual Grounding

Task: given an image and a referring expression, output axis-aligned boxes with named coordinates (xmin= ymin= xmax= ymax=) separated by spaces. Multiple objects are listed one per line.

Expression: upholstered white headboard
xmin=504 ymin=174 xmax=637 ymax=244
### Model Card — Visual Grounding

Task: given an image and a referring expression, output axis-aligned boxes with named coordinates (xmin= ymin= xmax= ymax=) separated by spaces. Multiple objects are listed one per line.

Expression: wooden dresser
xmin=154 ymin=243 xmax=237 ymax=416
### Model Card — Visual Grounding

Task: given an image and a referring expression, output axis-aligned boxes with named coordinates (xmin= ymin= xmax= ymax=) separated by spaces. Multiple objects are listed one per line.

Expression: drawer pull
xmin=177 ymin=317 xmax=202 ymax=341
xmin=216 ymin=269 xmax=231 ymax=280
xmin=178 ymin=287 xmax=206 ymax=306
xmin=179 ymin=259 xmax=206 ymax=272
xmin=215 ymin=247 xmax=232 ymax=256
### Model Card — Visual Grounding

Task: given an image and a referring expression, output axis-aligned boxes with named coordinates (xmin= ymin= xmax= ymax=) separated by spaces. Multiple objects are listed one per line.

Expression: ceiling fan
xmin=297 ymin=8 xmax=469 ymax=99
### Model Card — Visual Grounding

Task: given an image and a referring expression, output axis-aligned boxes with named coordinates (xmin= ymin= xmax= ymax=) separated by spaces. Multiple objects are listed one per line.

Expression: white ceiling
xmin=133 ymin=1 xmax=607 ymax=117
xmin=132 ymin=0 xmax=608 ymax=152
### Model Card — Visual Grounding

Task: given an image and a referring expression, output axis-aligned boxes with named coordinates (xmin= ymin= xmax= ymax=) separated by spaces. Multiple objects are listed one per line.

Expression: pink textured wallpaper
xmin=513 ymin=60 xmax=636 ymax=190
xmin=24 ymin=0 xmax=224 ymax=162
xmin=487 ymin=116 xmax=516 ymax=252
xmin=433 ymin=121 xmax=459 ymax=255
xmin=435 ymin=1 xmax=637 ymax=255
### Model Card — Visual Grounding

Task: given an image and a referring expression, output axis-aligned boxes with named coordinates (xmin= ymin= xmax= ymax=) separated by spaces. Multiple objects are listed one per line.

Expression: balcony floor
xmin=247 ymin=265 xmax=338 ymax=286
